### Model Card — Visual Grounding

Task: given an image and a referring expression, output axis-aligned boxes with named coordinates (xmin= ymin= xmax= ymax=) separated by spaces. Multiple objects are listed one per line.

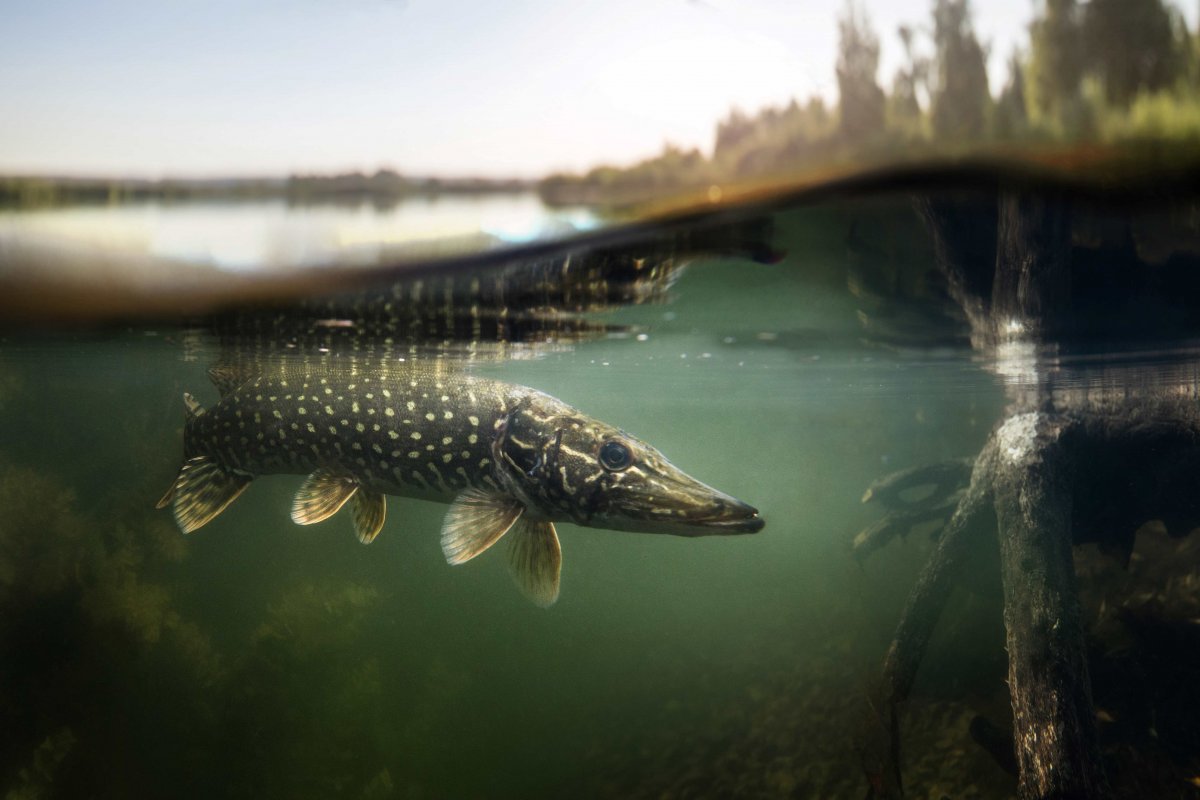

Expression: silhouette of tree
xmin=836 ymin=0 xmax=886 ymax=144
xmin=1028 ymin=0 xmax=1084 ymax=123
xmin=714 ymin=109 xmax=755 ymax=160
xmin=994 ymin=50 xmax=1029 ymax=140
xmin=929 ymin=0 xmax=990 ymax=141
xmin=888 ymin=24 xmax=928 ymax=135
xmin=1083 ymin=0 xmax=1186 ymax=107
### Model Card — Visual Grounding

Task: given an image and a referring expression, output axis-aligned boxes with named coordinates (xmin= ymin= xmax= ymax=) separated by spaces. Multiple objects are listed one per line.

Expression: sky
xmin=1 ymin=0 xmax=1194 ymax=179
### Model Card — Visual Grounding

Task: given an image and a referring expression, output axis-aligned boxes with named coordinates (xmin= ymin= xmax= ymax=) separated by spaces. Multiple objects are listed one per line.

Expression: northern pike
xmin=158 ymin=366 xmax=764 ymax=605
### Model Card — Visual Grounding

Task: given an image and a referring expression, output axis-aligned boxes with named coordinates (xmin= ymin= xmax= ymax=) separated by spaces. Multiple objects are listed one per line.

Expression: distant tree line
xmin=285 ymin=170 xmax=530 ymax=205
xmin=540 ymin=0 xmax=1200 ymax=208
xmin=0 ymin=170 xmax=532 ymax=210
xmin=0 ymin=176 xmax=286 ymax=209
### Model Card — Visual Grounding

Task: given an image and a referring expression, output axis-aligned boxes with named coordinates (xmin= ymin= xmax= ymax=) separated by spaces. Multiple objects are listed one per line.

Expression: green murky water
xmin=4 ymin=181 xmax=1200 ymax=799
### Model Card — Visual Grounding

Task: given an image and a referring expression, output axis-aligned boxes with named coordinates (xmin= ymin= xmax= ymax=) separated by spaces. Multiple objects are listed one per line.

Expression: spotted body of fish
xmin=159 ymin=366 xmax=763 ymax=605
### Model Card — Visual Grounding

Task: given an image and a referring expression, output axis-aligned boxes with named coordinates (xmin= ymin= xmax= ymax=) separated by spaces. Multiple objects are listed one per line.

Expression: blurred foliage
xmin=836 ymin=0 xmax=886 ymax=145
xmin=0 ymin=177 xmax=286 ymax=210
xmin=1083 ymin=0 xmax=1188 ymax=107
xmin=1028 ymin=0 xmax=1086 ymax=132
xmin=0 ymin=464 xmax=223 ymax=797
xmin=0 ymin=458 xmax=402 ymax=799
xmin=540 ymin=0 xmax=1200 ymax=209
xmin=4 ymin=729 xmax=76 ymax=800
xmin=1098 ymin=88 xmax=1200 ymax=142
xmin=216 ymin=580 xmax=396 ymax=798
xmin=993 ymin=52 xmax=1029 ymax=141
xmin=929 ymin=0 xmax=989 ymax=142
xmin=0 ymin=170 xmax=531 ymax=211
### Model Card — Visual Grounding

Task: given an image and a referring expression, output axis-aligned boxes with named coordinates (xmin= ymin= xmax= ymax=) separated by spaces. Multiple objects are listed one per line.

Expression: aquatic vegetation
xmin=0 ymin=454 xmax=408 ymax=798
xmin=0 ymin=463 xmax=226 ymax=797
xmin=0 ymin=467 xmax=90 ymax=600
xmin=253 ymin=579 xmax=382 ymax=656
xmin=3 ymin=729 xmax=76 ymax=800
xmin=0 ymin=367 xmax=22 ymax=416
xmin=217 ymin=580 xmax=397 ymax=799
xmin=83 ymin=521 xmax=184 ymax=645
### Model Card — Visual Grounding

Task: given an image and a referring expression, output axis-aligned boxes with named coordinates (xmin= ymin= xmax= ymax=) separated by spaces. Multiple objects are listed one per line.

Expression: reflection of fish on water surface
xmin=158 ymin=364 xmax=764 ymax=606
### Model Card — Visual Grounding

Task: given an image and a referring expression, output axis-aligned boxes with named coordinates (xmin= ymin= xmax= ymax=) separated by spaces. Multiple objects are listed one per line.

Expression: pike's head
xmin=494 ymin=393 xmax=764 ymax=536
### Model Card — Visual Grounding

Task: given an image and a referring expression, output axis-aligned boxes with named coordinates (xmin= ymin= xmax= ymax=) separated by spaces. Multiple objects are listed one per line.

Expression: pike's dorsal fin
xmin=351 ymin=488 xmax=386 ymax=544
xmin=183 ymin=392 xmax=203 ymax=418
xmin=157 ymin=392 xmax=205 ymax=509
xmin=207 ymin=365 xmax=246 ymax=398
xmin=292 ymin=469 xmax=358 ymax=525
xmin=441 ymin=489 xmax=524 ymax=565
xmin=507 ymin=519 xmax=561 ymax=608
xmin=171 ymin=455 xmax=251 ymax=533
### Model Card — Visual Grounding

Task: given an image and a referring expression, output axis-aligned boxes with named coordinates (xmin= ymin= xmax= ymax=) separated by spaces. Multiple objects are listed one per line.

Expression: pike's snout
xmin=697 ymin=496 xmax=764 ymax=533
xmin=603 ymin=472 xmax=766 ymax=537
xmin=679 ymin=490 xmax=764 ymax=534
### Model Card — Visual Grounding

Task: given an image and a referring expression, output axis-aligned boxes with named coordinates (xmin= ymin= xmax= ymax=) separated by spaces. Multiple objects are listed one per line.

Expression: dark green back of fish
xmin=189 ymin=367 xmax=515 ymax=500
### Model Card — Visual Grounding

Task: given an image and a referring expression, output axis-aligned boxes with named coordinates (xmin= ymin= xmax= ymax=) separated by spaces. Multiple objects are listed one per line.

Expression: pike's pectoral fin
xmin=170 ymin=455 xmax=251 ymax=533
xmin=351 ymin=488 xmax=386 ymax=544
xmin=292 ymin=469 xmax=358 ymax=525
xmin=507 ymin=519 xmax=561 ymax=608
xmin=441 ymin=489 xmax=524 ymax=565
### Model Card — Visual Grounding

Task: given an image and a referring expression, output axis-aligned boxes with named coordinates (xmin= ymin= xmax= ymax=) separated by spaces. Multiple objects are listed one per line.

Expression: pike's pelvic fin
xmin=170 ymin=455 xmax=251 ymax=533
xmin=351 ymin=488 xmax=386 ymax=544
xmin=507 ymin=519 xmax=561 ymax=608
xmin=440 ymin=489 xmax=524 ymax=565
xmin=292 ymin=469 xmax=359 ymax=525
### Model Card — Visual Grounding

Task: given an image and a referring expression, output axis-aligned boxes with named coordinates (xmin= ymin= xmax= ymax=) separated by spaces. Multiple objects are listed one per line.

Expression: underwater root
xmin=857 ymin=399 xmax=1200 ymax=800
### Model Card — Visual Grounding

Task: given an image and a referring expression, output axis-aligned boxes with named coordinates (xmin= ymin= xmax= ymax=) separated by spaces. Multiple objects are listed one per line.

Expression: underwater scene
xmin=4 ymin=166 xmax=1200 ymax=800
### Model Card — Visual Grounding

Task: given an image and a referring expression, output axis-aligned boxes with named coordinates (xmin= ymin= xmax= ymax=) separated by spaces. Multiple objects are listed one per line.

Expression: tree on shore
xmin=887 ymin=25 xmax=928 ymax=137
xmin=1027 ymin=0 xmax=1084 ymax=129
xmin=1083 ymin=0 xmax=1187 ymax=107
xmin=994 ymin=51 xmax=1029 ymax=140
xmin=836 ymin=0 xmax=886 ymax=144
xmin=537 ymin=0 xmax=1200 ymax=208
xmin=930 ymin=0 xmax=990 ymax=141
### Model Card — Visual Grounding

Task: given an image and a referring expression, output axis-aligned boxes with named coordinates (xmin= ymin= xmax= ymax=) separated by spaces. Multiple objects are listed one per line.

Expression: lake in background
xmin=0 ymin=192 xmax=599 ymax=272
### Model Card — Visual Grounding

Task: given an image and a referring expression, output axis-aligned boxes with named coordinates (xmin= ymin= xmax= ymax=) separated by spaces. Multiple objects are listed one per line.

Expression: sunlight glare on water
xmin=0 ymin=193 xmax=598 ymax=272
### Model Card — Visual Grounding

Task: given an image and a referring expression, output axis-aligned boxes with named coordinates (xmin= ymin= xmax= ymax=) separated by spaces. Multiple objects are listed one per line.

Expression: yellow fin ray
xmin=291 ymin=469 xmax=358 ymax=526
xmin=507 ymin=519 xmax=561 ymax=608
xmin=171 ymin=456 xmax=251 ymax=533
xmin=351 ymin=488 xmax=386 ymax=544
xmin=441 ymin=489 xmax=524 ymax=565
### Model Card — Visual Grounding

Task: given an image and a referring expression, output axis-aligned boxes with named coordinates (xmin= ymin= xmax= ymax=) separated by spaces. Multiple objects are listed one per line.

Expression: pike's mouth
xmin=695 ymin=511 xmax=764 ymax=533
xmin=596 ymin=491 xmax=765 ymax=536
xmin=685 ymin=502 xmax=764 ymax=534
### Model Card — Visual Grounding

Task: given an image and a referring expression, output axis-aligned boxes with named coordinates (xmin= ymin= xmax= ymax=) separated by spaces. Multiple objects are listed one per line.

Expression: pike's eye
xmin=599 ymin=440 xmax=633 ymax=471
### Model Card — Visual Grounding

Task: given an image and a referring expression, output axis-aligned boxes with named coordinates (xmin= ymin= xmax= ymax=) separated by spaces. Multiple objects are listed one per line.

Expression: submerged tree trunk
xmin=862 ymin=188 xmax=1115 ymax=799
xmin=989 ymin=196 xmax=1105 ymax=797
xmin=992 ymin=413 xmax=1106 ymax=799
